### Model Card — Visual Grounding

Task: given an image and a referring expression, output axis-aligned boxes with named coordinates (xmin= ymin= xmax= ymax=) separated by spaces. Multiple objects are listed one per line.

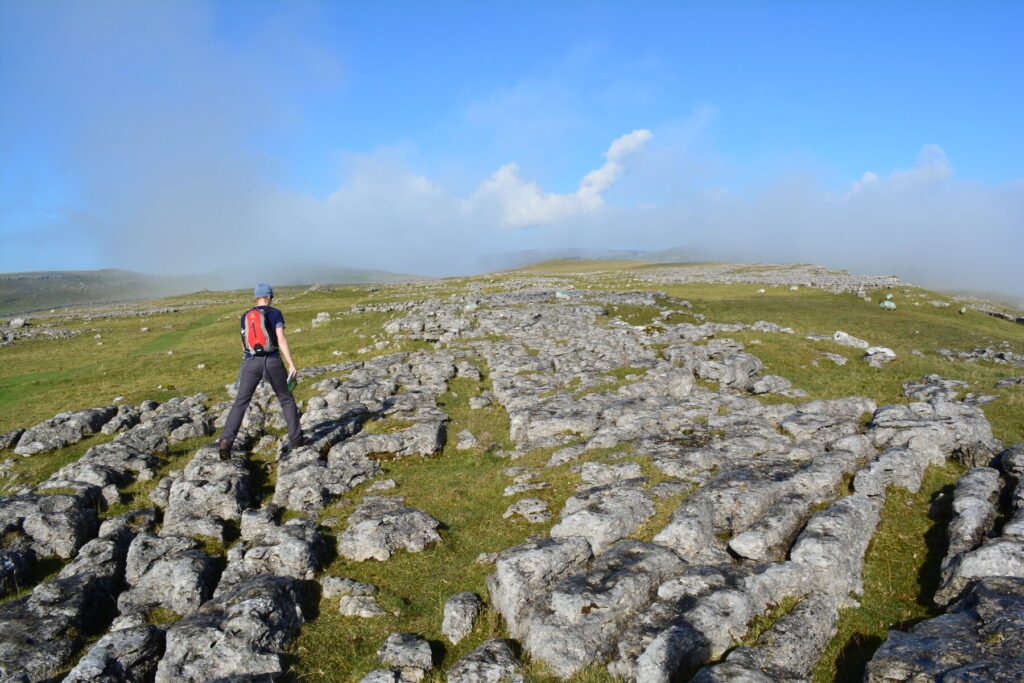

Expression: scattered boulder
xmin=864 ymin=346 xmax=897 ymax=367
xmin=446 ymin=639 xmax=524 ymax=683
xmin=376 ymin=632 xmax=433 ymax=681
xmin=503 ymin=497 xmax=551 ymax=523
xmin=442 ymin=592 xmax=482 ymax=644
xmin=831 ymin=330 xmax=869 ymax=349
xmin=337 ymin=496 xmax=442 ymax=561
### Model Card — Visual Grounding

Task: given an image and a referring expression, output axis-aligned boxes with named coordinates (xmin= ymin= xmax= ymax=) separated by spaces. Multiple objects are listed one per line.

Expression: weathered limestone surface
xmin=337 ymin=496 xmax=442 ymax=561
xmin=154 ymin=575 xmax=304 ymax=683
xmin=3 ymin=272 xmax=1019 ymax=682
xmin=446 ymin=638 xmax=524 ymax=683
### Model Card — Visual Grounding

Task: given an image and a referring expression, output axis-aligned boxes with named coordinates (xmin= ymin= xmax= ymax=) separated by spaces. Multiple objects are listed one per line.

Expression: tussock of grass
xmin=740 ymin=595 xmax=805 ymax=648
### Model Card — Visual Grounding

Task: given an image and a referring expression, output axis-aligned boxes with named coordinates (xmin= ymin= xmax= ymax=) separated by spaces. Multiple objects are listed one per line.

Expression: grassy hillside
xmin=0 ymin=266 xmax=428 ymax=316
xmin=2 ymin=261 xmax=1022 ymax=681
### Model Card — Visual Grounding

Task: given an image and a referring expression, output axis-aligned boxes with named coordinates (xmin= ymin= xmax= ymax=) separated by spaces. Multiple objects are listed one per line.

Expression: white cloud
xmin=470 ymin=129 xmax=653 ymax=228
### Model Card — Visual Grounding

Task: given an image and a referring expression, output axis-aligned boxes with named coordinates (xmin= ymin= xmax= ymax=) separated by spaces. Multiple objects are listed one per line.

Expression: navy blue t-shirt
xmin=242 ymin=306 xmax=285 ymax=359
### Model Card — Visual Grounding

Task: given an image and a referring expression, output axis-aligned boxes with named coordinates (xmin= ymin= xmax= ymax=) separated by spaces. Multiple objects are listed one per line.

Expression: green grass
xmin=3 ymin=262 xmax=1024 ymax=681
xmin=813 ymin=463 xmax=963 ymax=682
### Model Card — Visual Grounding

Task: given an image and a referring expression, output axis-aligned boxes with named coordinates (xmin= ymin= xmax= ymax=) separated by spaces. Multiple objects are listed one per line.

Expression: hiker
xmin=218 ymin=283 xmax=305 ymax=458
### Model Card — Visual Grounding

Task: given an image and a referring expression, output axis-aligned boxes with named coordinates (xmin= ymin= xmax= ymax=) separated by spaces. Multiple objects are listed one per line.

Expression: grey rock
xmin=575 ymin=461 xmax=643 ymax=484
xmin=696 ymin=353 xmax=764 ymax=392
xmin=869 ymin=400 xmax=995 ymax=458
xmin=340 ymin=596 xmax=390 ymax=617
xmin=119 ymin=533 xmax=216 ymax=616
xmin=0 ymin=536 xmax=35 ymax=595
xmin=337 ymin=496 xmax=442 ymax=561
xmin=162 ymin=445 xmax=253 ymax=541
xmin=546 ymin=444 xmax=586 ymax=467
xmin=377 ymin=632 xmax=433 ymax=676
xmin=550 ymin=480 xmax=655 ymax=554
xmin=790 ymin=493 xmax=882 ymax=605
xmin=631 ymin=622 xmax=710 ymax=683
xmin=0 ymin=571 xmax=117 ymax=680
xmin=322 ymin=576 xmax=378 ymax=598
xmin=519 ymin=540 xmax=686 ymax=677
xmin=503 ymin=498 xmax=551 ymax=523
xmin=937 ymin=537 xmax=1024 ymax=605
xmin=277 ymin=445 xmax=381 ymax=514
xmin=866 ymin=577 xmax=1024 ymax=682
xmin=728 ymin=493 xmax=815 ymax=562
xmin=831 ymin=330 xmax=869 ymax=349
xmin=751 ymin=375 xmax=793 ymax=395
xmin=853 ymin=447 xmax=939 ymax=497
xmin=446 ymin=639 xmax=524 ymax=683
xmin=502 ymin=482 xmax=548 ymax=496
xmin=360 ymin=669 xmax=404 ymax=683
xmin=63 ymin=624 xmax=166 ymax=683
xmin=945 ymin=468 xmax=1002 ymax=561
xmin=456 ymin=361 xmax=482 ymax=380
xmin=0 ymin=492 xmax=99 ymax=559
xmin=0 ymin=429 xmax=25 ymax=450
xmin=154 ymin=575 xmax=304 ymax=683
xmin=996 ymin=443 xmax=1024 ymax=479
xmin=469 ymin=394 xmax=493 ymax=409
xmin=864 ymin=346 xmax=896 ymax=367
xmin=691 ymin=662 xmax=775 ymax=682
xmin=953 ymin=438 xmax=1005 ymax=469
xmin=14 ymin=406 xmax=117 ymax=456
xmin=217 ymin=517 xmax=326 ymax=593
xmin=903 ymin=374 xmax=969 ymax=402
xmin=715 ymin=595 xmax=840 ymax=681
xmin=455 ymin=430 xmax=478 ymax=450
xmin=487 ymin=536 xmax=593 ymax=638
xmin=442 ymin=592 xmax=482 ymax=644
xmin=820 ymin=351 xmax=848 ymax=366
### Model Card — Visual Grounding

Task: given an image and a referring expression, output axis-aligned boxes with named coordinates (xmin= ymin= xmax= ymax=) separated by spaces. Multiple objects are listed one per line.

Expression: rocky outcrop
xmin=154 ymin=575 xmax=304 ymax=683
xmin=14 ymin=406 xmax=117 ymax=456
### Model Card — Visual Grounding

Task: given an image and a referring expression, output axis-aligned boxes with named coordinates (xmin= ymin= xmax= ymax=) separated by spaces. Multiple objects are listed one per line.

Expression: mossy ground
xmin=2 ymin=261 xmax=1023 ymax=681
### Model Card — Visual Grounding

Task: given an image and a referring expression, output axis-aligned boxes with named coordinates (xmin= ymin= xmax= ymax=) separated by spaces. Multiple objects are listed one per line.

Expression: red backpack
xmin=241 ymin=307 xmax=278 ymax=356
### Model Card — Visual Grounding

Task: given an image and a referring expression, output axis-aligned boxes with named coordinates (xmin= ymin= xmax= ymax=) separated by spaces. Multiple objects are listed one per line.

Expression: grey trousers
xmin=219 ymin=355 xmax=303 ymax=447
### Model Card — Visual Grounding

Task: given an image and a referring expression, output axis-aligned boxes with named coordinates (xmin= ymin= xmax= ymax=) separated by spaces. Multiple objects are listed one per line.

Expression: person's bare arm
xmin=276 ymin=326 xmax=297 ymax=376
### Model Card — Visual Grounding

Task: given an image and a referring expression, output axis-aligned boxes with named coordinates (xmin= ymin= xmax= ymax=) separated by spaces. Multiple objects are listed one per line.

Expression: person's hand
xmin=287 ymin=365 xmax=297 ymax=379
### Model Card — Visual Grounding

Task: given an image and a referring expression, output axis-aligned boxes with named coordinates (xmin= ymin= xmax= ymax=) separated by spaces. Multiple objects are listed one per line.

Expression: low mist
xmin=3 ymin=2 xmax=1021 ymax=299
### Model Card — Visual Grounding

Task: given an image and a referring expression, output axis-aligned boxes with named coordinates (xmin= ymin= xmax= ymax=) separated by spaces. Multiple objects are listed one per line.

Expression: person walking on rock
xmin=218 ymin=283 xmax=305 ymax=458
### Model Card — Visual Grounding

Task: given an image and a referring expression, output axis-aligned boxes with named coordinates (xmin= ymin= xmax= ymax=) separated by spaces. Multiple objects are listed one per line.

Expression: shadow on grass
xmin=0 ymin=555 xmax=64 ymax=603
xmin=832 ymin=633 xmax=884 ymax=683
xmin=917 ymin=483 xmax=956 ymax=607
xmin=828 ymin=481 xmax=957 ymax=681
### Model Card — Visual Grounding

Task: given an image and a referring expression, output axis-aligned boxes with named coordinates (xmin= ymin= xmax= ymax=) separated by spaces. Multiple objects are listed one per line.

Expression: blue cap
xmin=254 ymin=283 xmax=273 ymax=298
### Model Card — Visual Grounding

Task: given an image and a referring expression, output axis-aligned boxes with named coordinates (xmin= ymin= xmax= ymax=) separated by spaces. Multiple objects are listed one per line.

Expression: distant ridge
xmin=0 ymin=265 xmax=428 ymax=316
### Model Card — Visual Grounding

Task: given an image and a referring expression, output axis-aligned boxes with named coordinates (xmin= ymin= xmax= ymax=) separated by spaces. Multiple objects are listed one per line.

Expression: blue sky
xmin=1 ymin=1 xmax=1022 ymax=294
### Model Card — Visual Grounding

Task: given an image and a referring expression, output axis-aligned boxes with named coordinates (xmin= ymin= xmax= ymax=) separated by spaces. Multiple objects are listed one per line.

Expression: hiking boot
xmin=218 ymin=440 xmax=232 ymax=460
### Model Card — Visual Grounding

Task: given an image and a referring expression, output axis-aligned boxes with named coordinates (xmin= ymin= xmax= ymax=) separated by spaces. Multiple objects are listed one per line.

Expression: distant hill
xmin=475 ymin=248 xmax=649 ymax=272
xmin=0 ymin=266 xmax=428 ymax=316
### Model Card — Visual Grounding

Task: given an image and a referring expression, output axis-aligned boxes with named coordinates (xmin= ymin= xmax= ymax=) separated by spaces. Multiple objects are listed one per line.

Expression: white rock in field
xmin=832 ymin=331 xmax=869 ymax=349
